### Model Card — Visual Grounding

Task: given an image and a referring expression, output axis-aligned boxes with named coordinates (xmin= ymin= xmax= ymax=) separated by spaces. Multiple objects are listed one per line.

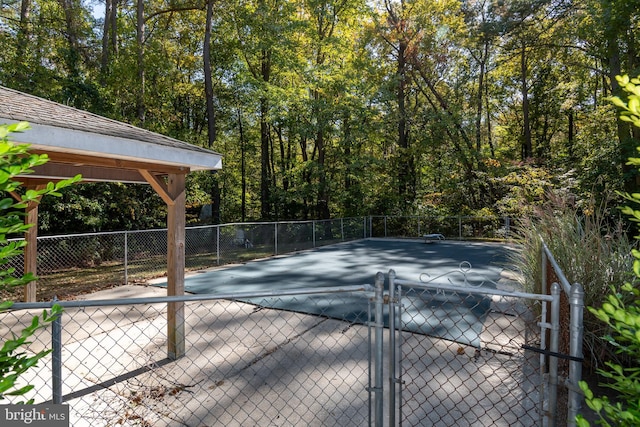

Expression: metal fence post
xmin=275 ymin=223 xmax=278 ymax=255
xmin=363 ymin=217 xmax=366 ymax=239
xmin=567 ymin=283 xmax=584 ymax=427
xmin=548 ymin=282 xmax=561 ymax=427
xmin=313 ymin=220 xmax=316 ymax=247
xmin=458 ymin=216 xmax=462 ymax=240
xmin=52 ymin=304 xmax=62 ymax=404
xmin=388 ymin=269 xmax=397 ymax=427
xmin=216 ymin=225 xmax=220 ymax=265
xmin=341 ymin=218 xmax=344 ymax=241
xmin=384 ymin=216 xmax=387 ymax=238
xmin=374 ymin=272 xmax=385 ymax=427
xmin=541 ymin=244 xmax=548 ymax=296
xmin=124 ymin=231 xmax=128 ymax=285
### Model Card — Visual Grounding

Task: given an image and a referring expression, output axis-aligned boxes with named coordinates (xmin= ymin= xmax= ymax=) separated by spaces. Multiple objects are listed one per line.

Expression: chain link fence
xmin=1 ymin=241 xmax=583 ymax=426
xmin=6 ymin=218 xmax=373 ymax=296
xmin=370 ymin=215 xmax=511 ymax=240
xmin=396 ymin=286 xmax=546 ymax=426
xmin=2 ymin=285 xmax=375 ymax=426
xmin=386 ymin=259 xmax=582 ymax=427
xmin=541 ymin=242 xmax=585 ymax=427
xmin=6 ymin=216 xmax=512 ymax=300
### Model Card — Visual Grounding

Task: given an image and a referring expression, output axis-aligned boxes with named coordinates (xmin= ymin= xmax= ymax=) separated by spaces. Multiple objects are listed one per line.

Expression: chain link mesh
xmin=397 ymin=288 xmax=545 ymax=426
xmin=1 ymin=291 xmax=372 ymax=426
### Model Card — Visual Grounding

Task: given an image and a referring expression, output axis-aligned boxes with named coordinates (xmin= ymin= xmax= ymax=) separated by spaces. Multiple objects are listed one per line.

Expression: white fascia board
xmin=3 ymin=120 xmax=223 ymax=171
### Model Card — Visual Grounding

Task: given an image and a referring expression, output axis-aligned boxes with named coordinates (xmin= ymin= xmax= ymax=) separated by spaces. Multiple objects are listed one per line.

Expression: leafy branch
xmin=0 ymin=121 xmax=80 ymax=402
xmin=576 ymin=76 xmax=640 ymax=426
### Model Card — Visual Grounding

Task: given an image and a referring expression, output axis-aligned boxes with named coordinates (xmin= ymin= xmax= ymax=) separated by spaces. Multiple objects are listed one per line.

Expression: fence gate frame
xmin=367 ymin=267 xmax=584 ymax=427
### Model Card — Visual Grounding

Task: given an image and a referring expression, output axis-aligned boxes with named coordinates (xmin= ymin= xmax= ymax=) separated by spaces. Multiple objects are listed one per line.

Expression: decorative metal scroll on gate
xmin=418 ymin=261 xmax=502 ymax=289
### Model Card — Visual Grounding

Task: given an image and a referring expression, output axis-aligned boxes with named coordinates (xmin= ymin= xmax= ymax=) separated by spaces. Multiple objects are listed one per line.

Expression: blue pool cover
xmin=155 ymin=239 xmax=513 ymax=347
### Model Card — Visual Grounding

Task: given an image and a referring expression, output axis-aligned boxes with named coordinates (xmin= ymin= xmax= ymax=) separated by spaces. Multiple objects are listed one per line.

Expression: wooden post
xmin=13 ymin=186 xmax=45 ymax=302
xmin=23 ymin=199 xmax=39 ymax=302
xmin=166 ymin=173 xmax=186 ymax=359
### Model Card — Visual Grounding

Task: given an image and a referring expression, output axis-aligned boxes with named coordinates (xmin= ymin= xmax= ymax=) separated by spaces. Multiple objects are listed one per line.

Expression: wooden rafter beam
xmin=29 ymin=150 xmax=189 ymax=175
xmin=28 ymin=163 xmax=148 ymax=183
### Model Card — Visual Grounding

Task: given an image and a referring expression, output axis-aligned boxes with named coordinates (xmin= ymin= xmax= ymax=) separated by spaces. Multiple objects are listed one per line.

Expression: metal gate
xmin=368 ymin=265 xmax=583 ymax=427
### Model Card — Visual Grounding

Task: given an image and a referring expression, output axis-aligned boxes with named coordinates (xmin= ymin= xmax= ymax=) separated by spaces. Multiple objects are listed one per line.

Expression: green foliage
xmin=0 ymin=0 xmax=632 ymax=224
xmin=611 ymin=76 xmax=640 ymax=182
xmin=39 ymin=182 xmax=166 ymax=234
xmin=576 ymin=77 xmax=640 ymax=426
xmin=0 ymin=123 xmax=81 ymax=288
xmin=0 ymin=122 xmax=79 ymax=402
xmin=0 ymin=304 xmax=62 ymax=403
xmin=491 ymin=162 xmax=554 ymax=218
xmin=577 ymin=282 xmax=640 ymax=426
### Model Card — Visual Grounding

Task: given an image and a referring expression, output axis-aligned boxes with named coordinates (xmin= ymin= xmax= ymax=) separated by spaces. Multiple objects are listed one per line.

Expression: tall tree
xmin=379 ymin=0 xmax=417 ymax=206
xmin=14 ymin=0 xmax=32 ymax=88
xmin=203 ymin=0 xmax=221 ymax=223
xmin=136 ymin=0 xmax=146 ymax=123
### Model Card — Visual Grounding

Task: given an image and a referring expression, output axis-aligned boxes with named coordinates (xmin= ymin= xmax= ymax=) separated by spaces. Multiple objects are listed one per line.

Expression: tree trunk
xmin=315 ymin=114 xmax=330 ymax=220
xmin=15 ymin=0 xmax=31 ymax=87
xmin=110 ymin=0 xmax=118 ymax=56
xmin=203 ymin=0 xmax=220 ymax=223
xmin=342 ymin=111 xmax=354 ymax=215
xmin=485 ymin=70 xmax=495 ymax=158
xmin=58 ymin=0 xmax=81 ymax=86
xmin=260 ymin=49 xmax=271 ymax=219
xmin=100 ymin=0 xmax=111 ymax=77
xmin=238 ymin=107 xmax=247 ymax=222
xmin=475 ymin=41 xmax=488 ymax=154
xmin=17 ymin=0 xmax=31 ymax=52
xmin=136 ymin=0 xmax=146 ymax=124
xmin=521 ymin=41 xmax=532 ymax=160
xmin=397 ymin=37 xmax=410 ymax=198
xmin=203 ymin=0 xmax=216 ymax=147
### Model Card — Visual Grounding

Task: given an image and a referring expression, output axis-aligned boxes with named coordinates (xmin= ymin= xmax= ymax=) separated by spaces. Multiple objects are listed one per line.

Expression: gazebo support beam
xmin=139 ymin=169 xmax=175 ymax=206
xmin=16 ymin=185 xmax=45 ymax=302
xmin=23 ymin=199 xmax=39 ymax=302
xmin=166 ymin=173 xmax=186 ymax=359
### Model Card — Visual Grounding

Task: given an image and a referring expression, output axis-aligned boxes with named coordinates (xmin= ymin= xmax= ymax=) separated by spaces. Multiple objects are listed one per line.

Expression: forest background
xmin=1 ymin=0 xmax=638 ymax=233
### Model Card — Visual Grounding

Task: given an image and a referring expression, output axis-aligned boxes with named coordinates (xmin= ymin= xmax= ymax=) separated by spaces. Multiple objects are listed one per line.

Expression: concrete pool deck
xmin=3 ymin=238 xmax=544 ymax=426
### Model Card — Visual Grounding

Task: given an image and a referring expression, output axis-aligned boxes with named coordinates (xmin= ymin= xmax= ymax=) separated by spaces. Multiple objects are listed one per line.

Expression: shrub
xmin=509 ymin=191 xmax=635 ymax=368
xmin=576 ymin=75 xmax=640 ymax=426
xmin=0 ymin=122 xmax=79 ymax=402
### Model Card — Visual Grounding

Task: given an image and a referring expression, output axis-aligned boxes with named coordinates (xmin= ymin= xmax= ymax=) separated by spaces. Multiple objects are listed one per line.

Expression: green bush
xmin=577 ymin=283 xmax=640 ymax=426
xmin=0 ymin=122 xmax=79 ymax=402
xmin=576 ymin=75 xmax=640 ymax=426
